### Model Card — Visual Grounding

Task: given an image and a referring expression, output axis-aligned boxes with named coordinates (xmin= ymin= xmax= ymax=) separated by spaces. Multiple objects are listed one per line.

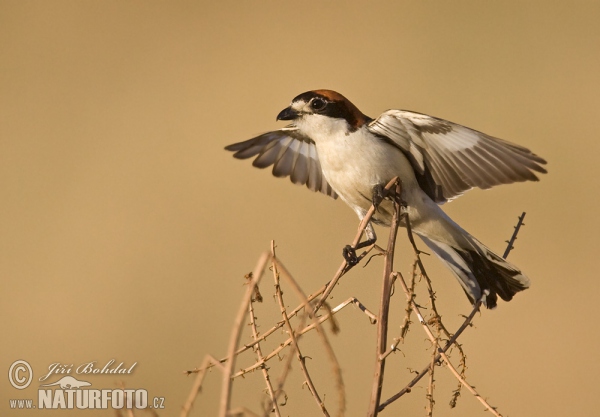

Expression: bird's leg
xmin=342 ymin=179 xmax=407 ymax=265
xmin=343 ymin=180 xmax=404 ymax=265
xmin=360 ymin=223 xmax=378 ymax=248
xmin=343 ymin=215 xmax=379 ymax=266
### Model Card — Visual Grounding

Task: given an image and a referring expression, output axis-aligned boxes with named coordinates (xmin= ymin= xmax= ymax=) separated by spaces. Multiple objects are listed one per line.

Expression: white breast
xmin=296 ymin=116 xmax=419 ymax=217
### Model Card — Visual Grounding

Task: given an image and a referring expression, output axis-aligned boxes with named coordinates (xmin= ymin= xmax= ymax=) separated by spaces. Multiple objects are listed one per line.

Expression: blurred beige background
xmin=1 ymin=1 xmax=599 ymax=416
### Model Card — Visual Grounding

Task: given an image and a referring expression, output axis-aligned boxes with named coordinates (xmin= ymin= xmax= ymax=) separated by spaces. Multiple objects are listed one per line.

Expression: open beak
xmin=276 ymin=106 xmax=299 ymax=121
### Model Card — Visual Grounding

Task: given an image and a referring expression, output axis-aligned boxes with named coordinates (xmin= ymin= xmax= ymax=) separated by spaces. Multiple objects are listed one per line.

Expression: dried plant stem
xmin=229 ymin=297 xmax=375 ymax=379
xmin=440 ymin=350 xmax=501 ymax=416
xmin=422 ymin=268 xmax=468 ymax=407
xmin=273 ymin=249 xmax=346 ymax=416
xmin=185 ymin=193 xmax=529 ymax=415
xmin=181 ymin=355 xmax=224 ymax=417
xmin=231 ymin=286 xmax=324 ymax=357
xmin=381 ymin=260 xmax=417 ymax=360
xmin=228 ymin=407 xmax=261 ymax=417
xmin=271 ymin=243 xmax=341 ymax=416
xmin=183 ymin=287 xmax=328 ymax=379
xmin=209 ymin=271 xmax=361 ymax=371
xmin=378 ymin=295 xmax=484 ymax=412
xmin=219 ymin=252 xmax=271 ymax=417
xmin=367 ymin=180 xmax=402 ymax=417
xmin=395 ymin=271 xmax=502 ymax=416
xmin=426 ymin=335 xmax=438 ymax=417
xmin=404 ymin=211 xmax=470 ymax=406
xmin=269 ymin=243 xmax=310 ymax=415
xmin=503 ymin=212 xmax=526 ymax=259
xmin=248 ymin=294 xmax=282 ymax=417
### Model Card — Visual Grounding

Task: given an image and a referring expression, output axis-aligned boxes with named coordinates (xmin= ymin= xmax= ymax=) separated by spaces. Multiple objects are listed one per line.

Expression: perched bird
xmin=225 ymin=90 xmax=546 ymax=308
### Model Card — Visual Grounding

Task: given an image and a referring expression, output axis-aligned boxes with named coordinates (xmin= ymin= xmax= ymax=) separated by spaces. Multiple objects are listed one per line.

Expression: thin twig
xmin=395 ymin=272 xmax=502 ymax=416
xmin=271 ymin=245 xmax=332 ymax=417
xmin=269 ymin=242 xmax=310 ymax=415
xmin=219 ymin=252 xmax=271 ymax=417
xmin=378 ymin=294 xmax=484 ymax=411
xmin=503 ymin=212 xmax=526 ymax=259
xmin=426 ymin=333 xmax=438 ymax=417
xmin=380 ymin=213 xmax=526 ymax=411
xmin=422 ymin=261 xmax=468 ymax=408
xmin=207 ymin=260 xmax=376 ymax=372
xmin=248 ymin=287 xmax=282 ymax=417
xmin=381 ymin=259 xmax=418 ymax=359
xmin=181 ymin=355 xmax=224 ymax=417
xmin=274 ymin=252 xmax=346 ymax=416
xmin=228 ymin=407 xmax=261 ymax=417
xmin=367 ymin=180 xmax=402 ymax=417
xmin=269 ymin=297 xmax=374 ymax=414
xmin=404 ymin=211 xmax=470 ymax=407
xmin=184 ymin=286 xmax=328 ymax=378
xmin=229 ymin=297 xmax=375 ymax=379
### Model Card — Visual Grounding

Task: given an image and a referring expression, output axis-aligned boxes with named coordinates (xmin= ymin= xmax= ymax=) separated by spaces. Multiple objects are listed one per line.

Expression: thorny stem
xmin=395 ymin=271 xmax=503 ymax=417
xmin=219 ymin=252 xmax=270 ymax=417
xmin=248 ymin=288 xmax=282 ymax=417
xmin=227 ymin=298 xmax=374 ymax=379
xmin=181 ymin=355 xmax=223 ymax=417
xmin=367 ymin=180 xmax=402 ymax=417
xmin=186 ymin=191 xmax=528 ymax=416
xmin=503 ymin=212 xmax=526 ymax=259
xmin=271 ymin=246 xmax=330 ymax=417
xmin=273 ymin=255 xmax=346 ymax=416
xmin=381 ymin=259 xmax=418 ymax=360
xmin=378 ymin=213 xmax=525 ymax=413
xmin=378 ymin=295 xmax=484 ymax=412
xmin=426 ymin=331 xmax=438 ymax=417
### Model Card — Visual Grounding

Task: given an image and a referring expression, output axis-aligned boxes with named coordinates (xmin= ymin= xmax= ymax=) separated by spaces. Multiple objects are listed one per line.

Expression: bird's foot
xmin=343 ymin=245 xmax=359 ymax=266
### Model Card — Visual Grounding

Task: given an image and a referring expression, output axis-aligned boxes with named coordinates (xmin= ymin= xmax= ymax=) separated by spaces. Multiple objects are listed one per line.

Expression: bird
xmin=225 ymin=90 xmax=547 ymax=308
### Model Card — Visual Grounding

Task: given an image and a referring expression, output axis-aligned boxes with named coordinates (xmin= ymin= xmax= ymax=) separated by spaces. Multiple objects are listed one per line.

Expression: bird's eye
xmin=310 ymin=98 xmax=327 ymax=111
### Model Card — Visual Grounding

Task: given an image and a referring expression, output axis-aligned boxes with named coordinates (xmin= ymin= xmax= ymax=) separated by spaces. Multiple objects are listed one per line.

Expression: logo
xmin=8 ymin=360 xmax=33 ymax=389
xmin=7 ymin=359 xmax=165 ymax=411
xmin=40 ymin=376 xmax=91 ymax=389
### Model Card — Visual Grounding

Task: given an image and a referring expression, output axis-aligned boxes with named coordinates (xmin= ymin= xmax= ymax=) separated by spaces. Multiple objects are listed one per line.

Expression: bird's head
xmin=276 ymin=90 xmax=370 ymax=134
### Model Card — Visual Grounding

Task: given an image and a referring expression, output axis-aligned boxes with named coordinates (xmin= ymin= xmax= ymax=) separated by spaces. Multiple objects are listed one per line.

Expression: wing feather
xmin=225 ymin=129 xmax=338 ymax=199
xmin=368 ymin=110 xmax=547 ymax=202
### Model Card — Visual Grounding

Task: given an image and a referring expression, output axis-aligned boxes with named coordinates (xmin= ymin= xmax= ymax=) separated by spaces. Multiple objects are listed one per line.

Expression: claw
xmin=343 ymin=245 xmax=359 ymax=266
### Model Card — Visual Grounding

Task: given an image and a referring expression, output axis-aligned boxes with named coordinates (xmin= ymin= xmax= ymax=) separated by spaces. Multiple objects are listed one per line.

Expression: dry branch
xmin=367 ymin=180 xmax=402 ymax=416
xmin=271 ymin=245 xmax=330 ymax=416
xmin=273 ymin=249 xmax=346 ymax=416
xmin=378 ymin=295 xmax=484 ymax=412
xmin=395 ymin=271 xmax=502 ymax=416
xmin=181 ymin=355 xmax=224 ymax=417
xmin=219 ymin=252 xmax=271 ymax=417
xmin=184 ymin=188 xmax=529 ymax=417
xmin=247 ymin=287 xmax=281 ymax=417
xmin=503 ymin=212 xmax=526 ymax=258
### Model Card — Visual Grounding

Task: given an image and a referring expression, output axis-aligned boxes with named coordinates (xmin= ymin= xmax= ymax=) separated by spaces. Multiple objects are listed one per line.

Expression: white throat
xmin=295 ymin=115 xmax=352 ymax=142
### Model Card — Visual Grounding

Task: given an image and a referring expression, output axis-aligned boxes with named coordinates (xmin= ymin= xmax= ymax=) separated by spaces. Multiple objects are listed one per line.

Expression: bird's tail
xmin=417 ymin=233 xmax=530 ymax=309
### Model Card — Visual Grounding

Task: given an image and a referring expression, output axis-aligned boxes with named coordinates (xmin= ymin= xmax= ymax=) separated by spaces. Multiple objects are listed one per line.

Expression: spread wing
xmin=368 ymin=110 xmax=547 ymax=203
xmin=225 ymin=128 xmax=338 ymax=199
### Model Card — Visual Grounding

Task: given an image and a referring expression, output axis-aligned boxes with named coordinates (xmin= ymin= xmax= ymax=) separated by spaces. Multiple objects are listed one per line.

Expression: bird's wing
xmin=367 ymin=110 xmax=547 ymax=203
xmin=225 ymin=128 xmax=338 ymax=199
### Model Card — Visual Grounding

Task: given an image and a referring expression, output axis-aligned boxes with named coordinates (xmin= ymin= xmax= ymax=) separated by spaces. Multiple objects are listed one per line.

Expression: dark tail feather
xmin=418 ymin=235 xmax=530 ymax=309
